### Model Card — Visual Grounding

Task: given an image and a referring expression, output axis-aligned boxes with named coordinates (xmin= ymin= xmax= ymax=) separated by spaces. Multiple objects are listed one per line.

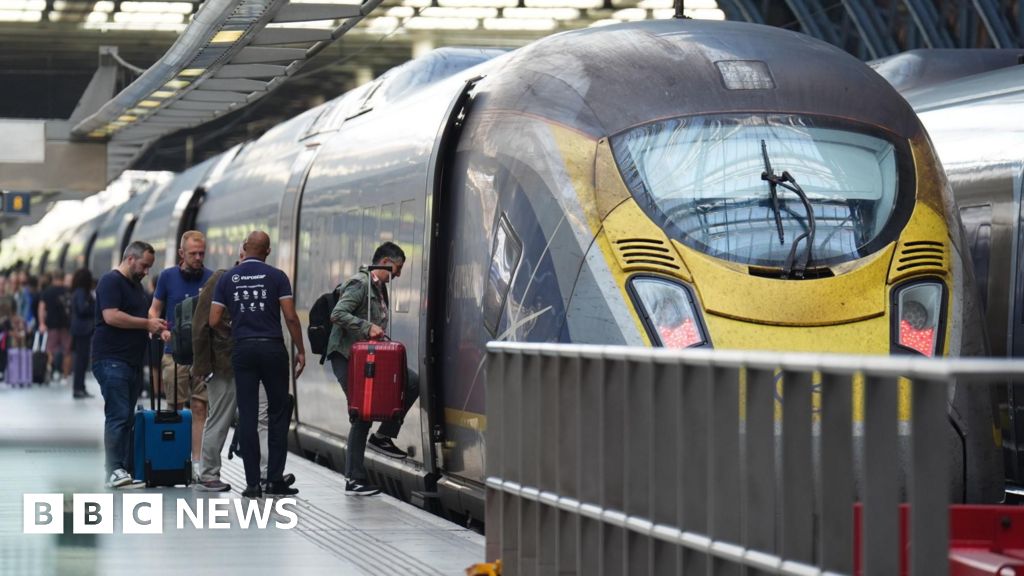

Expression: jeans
xmin=93 ymin=359 xmax=143 ymax=474
xmin=232 ymin=340 xmax=290 ymax=488
xmin=72 ymin=334 xmax=91 ymax=394
xmin=330 ymin=354 xmax=419 ymax=482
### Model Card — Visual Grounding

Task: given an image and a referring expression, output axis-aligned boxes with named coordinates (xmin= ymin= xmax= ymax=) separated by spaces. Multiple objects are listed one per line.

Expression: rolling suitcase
xmin=7 ymin=347 xmax=31 ymax=387
xmin=347 ymin=265 xmax=406 ymax=422
xmin=133 ymin=340 xmax=192 ymax=487
xmin=31 ymin=332 xmax=47 ymax=385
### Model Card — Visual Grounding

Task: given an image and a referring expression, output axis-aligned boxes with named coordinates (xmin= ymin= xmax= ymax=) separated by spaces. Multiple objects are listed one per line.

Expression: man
xmin=93 ymin=241 xmax=166 ymax=487
xmin=148 ymin=231 xmax=213 ymax=474
xmin=210 ymin=231 xmax=305 ymax=498
xmin=326 ymin=241 xmax=420 ymax=496
xmin=38 ymin=269 xmax=72 ymax=383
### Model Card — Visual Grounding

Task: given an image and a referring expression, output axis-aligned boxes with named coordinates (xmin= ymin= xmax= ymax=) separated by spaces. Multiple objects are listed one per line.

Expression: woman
xmin=69 ymin=268 xmax=95 ymax=399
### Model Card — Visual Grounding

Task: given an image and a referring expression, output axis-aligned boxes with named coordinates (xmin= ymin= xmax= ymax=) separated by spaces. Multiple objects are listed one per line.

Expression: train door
xmin=1007 ymin=168 xmax=1024 ymax=490
xmin=276 ymin=145 xmax=321 ymax=431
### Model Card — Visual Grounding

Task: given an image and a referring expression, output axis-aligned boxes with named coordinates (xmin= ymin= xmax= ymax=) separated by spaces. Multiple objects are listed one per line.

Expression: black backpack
xmin=172 ymin=295 xmax=199 ymax=365
xmin=308 ymin=283 xmax=344 ymax=363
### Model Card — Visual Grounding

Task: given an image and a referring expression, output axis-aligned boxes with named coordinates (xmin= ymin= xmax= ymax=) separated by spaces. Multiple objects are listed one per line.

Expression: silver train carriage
xmin=901 ymin=65 xmax=1024 ymax=492
xmin=18 ymin=19 xmax=1001 ymax=522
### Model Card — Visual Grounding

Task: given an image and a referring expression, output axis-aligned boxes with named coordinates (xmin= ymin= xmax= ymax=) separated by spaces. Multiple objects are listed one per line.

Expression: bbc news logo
xmin=23 ymin=494 xmax=298 ymax=534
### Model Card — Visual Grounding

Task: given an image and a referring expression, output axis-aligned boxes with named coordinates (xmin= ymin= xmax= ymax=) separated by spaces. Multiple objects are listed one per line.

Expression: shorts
xmin=161 ymin=354 xmax=207 ymax=405
xmin=44 ymin=328 xmax=72 ymax=356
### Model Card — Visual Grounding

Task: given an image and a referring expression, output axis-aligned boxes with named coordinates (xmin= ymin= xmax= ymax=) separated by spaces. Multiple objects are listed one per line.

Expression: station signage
xmin=2 ymin=192 xmax=31 ymax=215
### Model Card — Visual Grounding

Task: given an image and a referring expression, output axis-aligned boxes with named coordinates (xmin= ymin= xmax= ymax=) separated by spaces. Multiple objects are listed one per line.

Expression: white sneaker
xmin=106 ymin=468 xmax=132 ymax=488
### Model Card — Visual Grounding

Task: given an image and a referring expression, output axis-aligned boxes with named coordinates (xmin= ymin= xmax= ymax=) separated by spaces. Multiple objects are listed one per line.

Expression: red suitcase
xmin=347 ymin=339 xmax=406 ymax=421
xmin=346 ymin=265 xmax=405 ymax=422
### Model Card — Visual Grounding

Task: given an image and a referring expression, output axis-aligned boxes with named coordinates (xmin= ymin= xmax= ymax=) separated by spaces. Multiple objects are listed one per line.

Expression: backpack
xmin=172 ymin=295 xmax=199 ymax=365
xmin=308 ymin=283 xmax=345 ymax=364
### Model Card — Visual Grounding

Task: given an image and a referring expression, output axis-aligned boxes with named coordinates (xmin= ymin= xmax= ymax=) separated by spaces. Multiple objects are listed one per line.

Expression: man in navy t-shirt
xmin=210 ymin=230 xmax=306 ymax=498
xmin=149 ymin=230 xmax=213 ymax=472
xmin=92 ymin=241 xmax=167 ymax=488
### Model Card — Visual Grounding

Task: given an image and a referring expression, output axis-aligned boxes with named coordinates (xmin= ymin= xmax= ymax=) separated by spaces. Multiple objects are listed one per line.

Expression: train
xmin=1 ymin=19 xmax=1003 ymax=522
xmin=890 ymin=62 xmax=1024 ymax=493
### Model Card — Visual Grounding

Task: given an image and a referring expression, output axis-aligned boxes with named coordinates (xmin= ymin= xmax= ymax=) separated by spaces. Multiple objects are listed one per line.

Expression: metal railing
xmin=484 ymin=343 xmax=1024 ymax=576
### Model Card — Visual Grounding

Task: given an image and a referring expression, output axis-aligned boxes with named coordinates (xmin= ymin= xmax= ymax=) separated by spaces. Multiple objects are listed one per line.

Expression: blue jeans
xmin=93 ymin=359 xmax=143 ymax=474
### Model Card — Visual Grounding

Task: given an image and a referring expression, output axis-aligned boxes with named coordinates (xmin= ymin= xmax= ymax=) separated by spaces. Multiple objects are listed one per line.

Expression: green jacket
xmin=192 ymin=269 xmax=234 ymax=379
xmin=325 ymin=272 xmax=389 ymax=359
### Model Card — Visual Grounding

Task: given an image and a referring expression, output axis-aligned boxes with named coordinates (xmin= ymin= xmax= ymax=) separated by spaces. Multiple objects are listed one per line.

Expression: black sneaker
xmin=345 ymin=480 xmax=381 ymax=496
xmin=368 ymin=435 xmax=407 ymax=459
xmin=241 ymin=485 xmax=263 ymax=499
xmin=265 ymin=481 xmax=298 ymax=496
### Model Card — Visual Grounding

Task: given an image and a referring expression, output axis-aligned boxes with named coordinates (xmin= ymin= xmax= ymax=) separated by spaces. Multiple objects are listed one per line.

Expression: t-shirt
xmin=212 ymin=258 xmax=293 ymax=341
xmin=91 ymin=269 xmax=151 ymax=367
xmin=40 ymin=285 xmax=70 ymax=329
xmin=153 ymin=266 xmax=213 ymax=353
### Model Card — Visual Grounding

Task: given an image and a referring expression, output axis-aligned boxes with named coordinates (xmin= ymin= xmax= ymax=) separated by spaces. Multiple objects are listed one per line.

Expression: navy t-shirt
xmin=212 ymin=258 xmax=293 ymax=341
xmin=92 ymin=269 xmax=150 ymax=366
xmin=153 ymin=266 xmax=213 ymax=353
xmin=40 ymin=285 xmax=70 ymax=329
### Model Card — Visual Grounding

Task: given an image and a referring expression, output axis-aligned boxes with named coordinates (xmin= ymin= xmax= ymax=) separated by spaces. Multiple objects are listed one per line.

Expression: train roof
xmin=479 ymin=19 xmax=920 ymax=139
xmin=904 ymin=64 xmax=1024 ymax=113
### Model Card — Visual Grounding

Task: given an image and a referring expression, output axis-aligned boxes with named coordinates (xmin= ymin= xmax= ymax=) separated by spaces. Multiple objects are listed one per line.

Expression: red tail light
xmin=893 ymin=281 xmax=944 ymax=357
xmin=630 ymin=277 xmax=708 ymax=349
xmin=898 ymin=319 xmax=936 ymax=357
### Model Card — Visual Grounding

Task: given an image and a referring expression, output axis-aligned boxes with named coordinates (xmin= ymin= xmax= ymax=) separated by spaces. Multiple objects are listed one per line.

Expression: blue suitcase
xmin=133 ymin=347 xmax=192 ymax=487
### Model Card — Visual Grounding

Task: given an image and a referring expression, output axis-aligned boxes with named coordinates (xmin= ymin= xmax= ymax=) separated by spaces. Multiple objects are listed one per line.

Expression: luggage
xmin=346 ymin=265 xmax=405 ymax=422
xmin=31 ymin=332 xmax=47 ymax=385
xmin=133 ymin=341 xmax=192 ymax=487
xmin=7 ymin=347 xmax=31 ymax=387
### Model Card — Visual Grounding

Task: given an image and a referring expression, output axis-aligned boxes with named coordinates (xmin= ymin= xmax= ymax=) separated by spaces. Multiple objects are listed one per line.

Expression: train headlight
xmin=892 ymin=280 xmax=946 ymax=357
xmin=629 ymin=276 xmax=708 ymax=349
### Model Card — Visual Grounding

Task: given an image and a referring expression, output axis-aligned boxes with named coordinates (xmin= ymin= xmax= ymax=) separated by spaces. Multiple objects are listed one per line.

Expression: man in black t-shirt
xmin=210 ymin=231 xmax=306 ymax=498
xmin=93 ymin=241 xmax=167 ymax=488
xmin=38 ymin=271 xmax=72 ymax=382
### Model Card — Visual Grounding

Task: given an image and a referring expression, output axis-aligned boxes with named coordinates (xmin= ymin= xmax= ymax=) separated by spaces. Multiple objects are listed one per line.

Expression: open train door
xmin=1006 ymin=168 xmax=1024 ymax=495
xmin=421 ymin=75 xmax=484 ymax=514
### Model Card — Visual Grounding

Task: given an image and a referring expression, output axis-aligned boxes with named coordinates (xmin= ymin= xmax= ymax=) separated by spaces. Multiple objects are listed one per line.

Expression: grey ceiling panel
xmin=157 ymin=109 xmax=215 ymax=118
xmin=216 ymin=64 xmax=288 ymax=78
xmin=183 ymin=90 xmax=250 ymax=102
xmin=273 ymin=3 xmax=361 ymax=22
xmin=231 ymin=47 xmax=309 ymax=64
xmin=251 ymin=28 xmax=332 ymax=45
xmin=202 ymin=78 xmax=269 ymax=92
xmin=169 ymin=101 xmax=229 ymax=111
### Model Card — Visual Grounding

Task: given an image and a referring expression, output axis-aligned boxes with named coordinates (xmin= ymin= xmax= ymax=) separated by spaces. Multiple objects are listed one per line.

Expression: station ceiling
xmin=0 ymin=0 xmax=1021 ymax=234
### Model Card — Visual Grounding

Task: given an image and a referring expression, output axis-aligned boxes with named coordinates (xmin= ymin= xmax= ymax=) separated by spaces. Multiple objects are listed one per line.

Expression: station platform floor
xmin=0 ymin=378 xmax=484 ymax=576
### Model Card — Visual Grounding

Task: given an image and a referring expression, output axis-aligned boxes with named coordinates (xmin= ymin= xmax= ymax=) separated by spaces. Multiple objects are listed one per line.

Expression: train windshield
xmin=610 ymin=114 xmax=908 ymax=269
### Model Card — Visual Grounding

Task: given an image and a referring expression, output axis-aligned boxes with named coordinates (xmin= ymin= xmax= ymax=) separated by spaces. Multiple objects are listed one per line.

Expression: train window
xmin=483 ymin=215 xmax=522 ymax=335
xmin=611 ymin=113 xmax=912 ymax=269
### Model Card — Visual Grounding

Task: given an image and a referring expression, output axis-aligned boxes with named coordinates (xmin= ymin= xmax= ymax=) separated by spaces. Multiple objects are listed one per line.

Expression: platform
xmin=0 ymin=380 xmax=483 ymax=576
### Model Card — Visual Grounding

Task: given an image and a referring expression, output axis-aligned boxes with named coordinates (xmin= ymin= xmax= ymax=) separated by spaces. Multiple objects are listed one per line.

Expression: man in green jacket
xmin=325 ymin=241 xmax=419 ymax=496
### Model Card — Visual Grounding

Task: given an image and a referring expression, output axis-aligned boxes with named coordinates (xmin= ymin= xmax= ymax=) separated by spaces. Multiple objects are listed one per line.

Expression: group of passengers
xmin=0 ymin=267 xmax=96 ymax=398
xmin=89 ymin=231 xmax=417 ymax=498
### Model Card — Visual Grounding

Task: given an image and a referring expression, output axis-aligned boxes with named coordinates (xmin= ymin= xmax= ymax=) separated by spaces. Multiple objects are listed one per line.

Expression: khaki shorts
xmin=161 ymin=354 xmax=207 ymax=405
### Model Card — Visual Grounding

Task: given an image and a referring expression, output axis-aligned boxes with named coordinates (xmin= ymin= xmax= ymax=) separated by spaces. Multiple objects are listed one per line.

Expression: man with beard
xmin=149 ymin=231 xmax=213 ymax=475
xmin=93 ymin=241 xmax=167 ymax=487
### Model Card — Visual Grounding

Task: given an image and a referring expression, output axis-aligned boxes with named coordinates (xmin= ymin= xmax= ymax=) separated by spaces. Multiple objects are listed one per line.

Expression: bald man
xmin=209 ymin=231 xmax=306 ymax=498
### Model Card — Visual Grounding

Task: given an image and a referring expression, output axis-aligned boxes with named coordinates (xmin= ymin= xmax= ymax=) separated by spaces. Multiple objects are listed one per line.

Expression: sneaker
xmin=260 ymin=473 xmax=296 ymax=492
xmin=194 ymin=479 xmax=231 ymax=492
xmin=368 ymin=435 xmax=408 ymax=459
xmin=105 ymin=468 xmax=132 ymax=488
xmin=265 ymin=481 xmax=298 ymax=496
xmin=73 ymin=391 xmax=94 ymax=399
xmin=345 ymin=480 xmax=381 ymax=496
xmin=241 ymin=485 xmax=263 ymax=499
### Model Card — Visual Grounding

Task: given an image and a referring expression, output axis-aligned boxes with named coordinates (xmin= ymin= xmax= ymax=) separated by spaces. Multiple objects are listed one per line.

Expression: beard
xmin=132 ymin=270 xmax=146 ymax=283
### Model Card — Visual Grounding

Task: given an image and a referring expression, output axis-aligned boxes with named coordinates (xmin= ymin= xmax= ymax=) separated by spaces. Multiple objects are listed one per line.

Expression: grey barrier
xmin=484 ymin=342 xmax=1024 ymax=576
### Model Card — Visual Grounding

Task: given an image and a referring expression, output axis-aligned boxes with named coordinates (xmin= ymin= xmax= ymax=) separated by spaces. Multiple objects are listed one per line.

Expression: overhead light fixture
xmin=163 ymin=80 xmax=189 ymax=89
xmin=483 ymin=16 xmax=556 ymax=30
xmin=118 ymin=114 xmax=137 ymax=122
xmin=210 ymin=30 xmax=244 ymax=43
xmin=421 ymin=6 xmax=496 ymax=18
xmin=504 ymin=7 xmax=580 ymax=20
xmin=88 ymin=130 xmax=108 ymax=138
xmin=404 ymin=16 xmax=478 ymax=30
xmin=150 ymin=90 xmax=174 ymax=98
xmin=178 ymin=68 xmax=205 ymax=77
xmin=137 ymin=100 xmax=161 ymax=108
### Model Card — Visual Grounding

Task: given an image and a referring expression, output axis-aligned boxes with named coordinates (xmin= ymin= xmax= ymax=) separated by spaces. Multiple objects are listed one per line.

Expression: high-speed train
xmin=895 ymin=63 xmax=1024 ymax=490
xmin=4 ymin=19 xmax=1003 ymax=520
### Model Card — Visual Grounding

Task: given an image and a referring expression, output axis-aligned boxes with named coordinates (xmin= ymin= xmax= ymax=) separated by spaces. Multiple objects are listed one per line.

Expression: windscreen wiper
xmin=760 ymin=141 xmax=816 ymax=279
xmin=760 ymin=139 xmax=786 ymax=246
